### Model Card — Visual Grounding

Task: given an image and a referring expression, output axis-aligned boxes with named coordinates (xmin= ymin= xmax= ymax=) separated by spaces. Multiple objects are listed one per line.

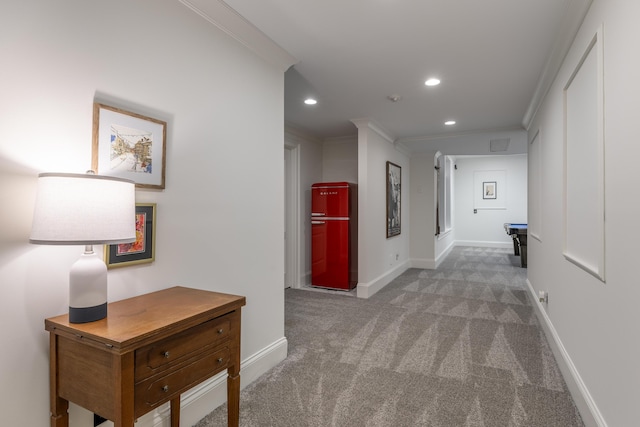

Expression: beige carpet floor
xmin=195 ymin=246 xmax=583 ymax=427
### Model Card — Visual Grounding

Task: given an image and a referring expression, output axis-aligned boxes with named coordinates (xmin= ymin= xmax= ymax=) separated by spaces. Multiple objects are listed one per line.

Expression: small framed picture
xmin=483 ymin=181 xmax=497 ymax=199
xmin=105 ymin=203 xmax=156 ymax=268
xmin=92 ymin=103 xmax=167 ymax=189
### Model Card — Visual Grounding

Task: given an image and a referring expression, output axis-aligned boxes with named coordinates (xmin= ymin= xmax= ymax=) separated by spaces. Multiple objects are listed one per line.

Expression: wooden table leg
xmin=227 ymin=372 xmax=240 ymax=427
xmin=113 ymin=352 xmax=135 ymax=427
xmin=50 ymin=400 xmax=69 ymax=427
xmin=49 ymin=334 xmax=69 ymax=427
xmin=170 ymin=397 xmax=181 ymax=426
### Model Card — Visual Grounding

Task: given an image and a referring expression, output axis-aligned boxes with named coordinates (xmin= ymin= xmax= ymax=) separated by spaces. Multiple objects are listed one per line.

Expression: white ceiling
xmin=211 ymin=0 xmax=590 ymax=146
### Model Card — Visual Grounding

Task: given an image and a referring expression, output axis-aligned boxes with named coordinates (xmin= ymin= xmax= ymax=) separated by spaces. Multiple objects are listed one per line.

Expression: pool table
xmin=504 ymin=223 xmax=527 ymax=267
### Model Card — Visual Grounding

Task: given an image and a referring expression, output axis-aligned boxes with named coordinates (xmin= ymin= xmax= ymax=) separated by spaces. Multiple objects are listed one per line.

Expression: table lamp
xmin=30 ymin=172 xmax=136 ymax=323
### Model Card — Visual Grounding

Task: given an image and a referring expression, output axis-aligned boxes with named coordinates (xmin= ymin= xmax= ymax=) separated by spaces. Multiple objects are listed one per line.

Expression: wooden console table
xmin=45 ymin=286 xmax=246 ymax=427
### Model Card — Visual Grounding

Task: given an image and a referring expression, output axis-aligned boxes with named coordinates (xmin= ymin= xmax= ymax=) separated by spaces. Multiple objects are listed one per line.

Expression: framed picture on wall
xmin=105 ymin=203 xmax=156 ymax=268
xmin=386 ymin=161 xmax=401 ymax=238
xmin=483 ymin=181 xmax=497 ymax=199
xmin=92 ymin=102 xmax=167 ymax=189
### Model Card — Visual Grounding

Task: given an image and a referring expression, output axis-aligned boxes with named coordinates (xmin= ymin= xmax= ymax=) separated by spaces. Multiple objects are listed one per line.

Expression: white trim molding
xmin=350 ymin=118 xmax=396 ymax=144
xmin=179 ymin=0 xmax=298 ymax=72
xmin=455 ymin=241 xmax=511 ymax=250
xmin=528 ymin=128 xmax=542 ymax=242
xmin=562 ymin=24 xmax=605 ymax=282
xmin=522 ymin=0 xmax=594 ymax=130
xmin=411 ymin=258 xmax=436 ymax=270
xmin=356 ymin=261 xmax=409 ymax=299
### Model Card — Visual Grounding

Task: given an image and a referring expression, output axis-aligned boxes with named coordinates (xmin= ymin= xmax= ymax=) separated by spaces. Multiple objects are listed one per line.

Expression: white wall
xmin=409 ymin=152 xmax=438 ymax=268
xmin=454 ymin=155 xmax=528 ymax=247
xmin=322 ymin=136 xmax=358 ymax=183
xmin=353 ymin=121 xmax=410 ymax=298
xmin=398 ymin=129 xmax=528 ymax=156
xmin=0 ymin=1 xmax=290 ymax=426
xmin=527 ymin=0 xmax=640 ymax=425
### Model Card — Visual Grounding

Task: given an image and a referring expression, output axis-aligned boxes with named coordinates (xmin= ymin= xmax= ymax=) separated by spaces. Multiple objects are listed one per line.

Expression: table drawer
xmin=135 ymin=316 xmax=230 ymax=381
xmin=135 ymin=346 xmax=230 ymax=416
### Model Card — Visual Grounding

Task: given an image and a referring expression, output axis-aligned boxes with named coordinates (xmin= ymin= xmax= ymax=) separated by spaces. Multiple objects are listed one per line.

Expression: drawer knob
xmin=217 ymin=328 xmax=224 ymax=334
xmin=217 ymin=357 xmax=224 ymax=364
xmin=162 ymin=385 xmax=169 ymax=393
xmin=163 ymin=351 xmax=170 ymax=358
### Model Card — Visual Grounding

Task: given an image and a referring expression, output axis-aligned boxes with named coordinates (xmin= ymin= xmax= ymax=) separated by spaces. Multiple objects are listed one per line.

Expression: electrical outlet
xmin=538 ymin=291 xmax=549 ymax=304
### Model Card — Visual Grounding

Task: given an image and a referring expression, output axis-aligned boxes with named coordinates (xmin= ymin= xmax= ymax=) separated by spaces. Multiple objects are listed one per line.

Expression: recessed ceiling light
xmin=445 ymin=120 xmax=456 ymax=126
xmin=425 ymin=78 xmax=441 ymax=86
xmin=304 ymin=98 xmax=317 ymax=105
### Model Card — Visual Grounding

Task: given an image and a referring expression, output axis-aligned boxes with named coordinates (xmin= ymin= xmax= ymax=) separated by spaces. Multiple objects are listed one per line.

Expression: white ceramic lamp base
xmin=68 ymin=246 xmax=108 ymax=323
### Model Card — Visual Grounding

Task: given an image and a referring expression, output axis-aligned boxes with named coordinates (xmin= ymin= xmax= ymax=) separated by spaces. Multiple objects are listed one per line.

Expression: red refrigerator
xmin=311 ymin=182 xmax=358 ymax=290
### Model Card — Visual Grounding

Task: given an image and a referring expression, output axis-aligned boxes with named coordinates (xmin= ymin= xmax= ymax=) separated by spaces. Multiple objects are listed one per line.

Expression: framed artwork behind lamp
xmin=105 ymin=203 xmax=156 ymax=268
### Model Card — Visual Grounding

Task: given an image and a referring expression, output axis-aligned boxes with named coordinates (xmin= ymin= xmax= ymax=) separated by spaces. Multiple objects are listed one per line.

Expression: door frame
xmin=284 ymin=144 xmax=300 ymax=289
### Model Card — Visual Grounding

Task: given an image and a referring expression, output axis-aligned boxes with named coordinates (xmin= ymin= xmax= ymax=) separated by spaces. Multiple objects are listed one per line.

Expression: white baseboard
xmin=455 ymin=240 xmax=512 ymax=249
xmin=300 ymin=271 xmax=311 ymax=288
xmin=411 ymin=240 xmax=510 ymax=270
xmin=356 ymin=260 xmax=410 ymax=298
xmin=411 ymin=258 xmax=436 ymax=269
xmin=525 ymin=279 xmax=607 ymax=427
xmin=94 ymin=337 xmax=289 ymax=427
xmin=436 ymin=241 xmax=456 ymax=268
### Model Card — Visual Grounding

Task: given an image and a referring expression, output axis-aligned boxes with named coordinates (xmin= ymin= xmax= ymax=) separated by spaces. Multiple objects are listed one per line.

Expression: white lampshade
xmin=30 ymin=173 xmax=136 ymax=245
xmin=30 ymin=172 xmax=136 ymax=323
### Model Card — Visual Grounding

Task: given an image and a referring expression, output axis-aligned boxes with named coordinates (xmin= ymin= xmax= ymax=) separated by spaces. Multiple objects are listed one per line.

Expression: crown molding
xmin=284 ymin=123 xmax=323 ymax=144
xmin=179 ymin=0 xmax=298 ymax=72
xmin=350 ymin=118 xmax=396 ymax=144
xmin=522 ymin=0 xmax=593 ymax=130
xmin=350 ymin=118 xmax=412 ymax=156
xmin=396 ymin=126 xmax=524 ymax=145
xmin=323 ymin=135 xmax=358 ymax=144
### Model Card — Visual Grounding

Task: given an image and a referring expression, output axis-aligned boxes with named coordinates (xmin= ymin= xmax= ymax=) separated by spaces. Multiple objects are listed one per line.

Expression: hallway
xmin=197 ymin=246 xmax=582 ymax=426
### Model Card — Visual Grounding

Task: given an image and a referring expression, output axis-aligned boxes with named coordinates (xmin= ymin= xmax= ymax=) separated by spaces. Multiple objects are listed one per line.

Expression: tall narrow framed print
xmin=386 ymin=161 xmax=401 ymax=238
xmin=92 ymin=103 xmax=167 ymax=189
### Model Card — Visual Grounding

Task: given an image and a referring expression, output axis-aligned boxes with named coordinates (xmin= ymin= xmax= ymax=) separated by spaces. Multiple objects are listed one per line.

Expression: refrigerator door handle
xmin=311 ymin=220 xmax=325 ymax=225
xmin=311 ymin=213 xmax=325 ymax=217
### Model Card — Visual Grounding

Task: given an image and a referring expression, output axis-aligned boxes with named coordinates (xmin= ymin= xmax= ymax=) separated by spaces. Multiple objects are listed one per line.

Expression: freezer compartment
xmin=311 ymin=182 xmax=350 ymax=218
